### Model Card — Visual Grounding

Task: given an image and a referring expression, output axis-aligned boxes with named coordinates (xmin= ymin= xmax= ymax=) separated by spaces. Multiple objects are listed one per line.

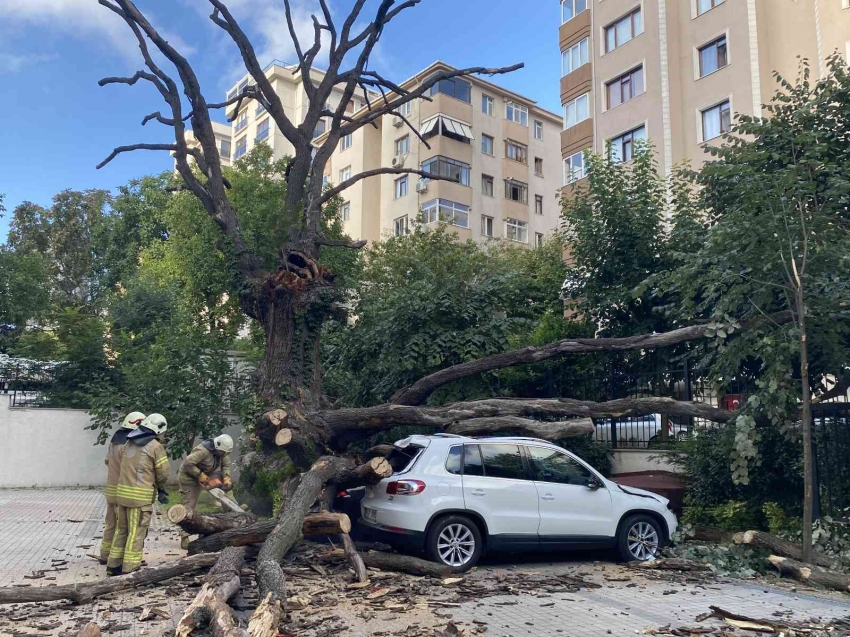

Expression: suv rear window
xmin=386 ymin=445 xmax=423 ymax=473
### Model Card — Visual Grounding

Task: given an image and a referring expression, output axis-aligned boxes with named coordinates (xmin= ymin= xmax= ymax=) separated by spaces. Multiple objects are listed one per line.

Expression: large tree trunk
xmin=168 ymin=506 xmax=255 ymax=535
xmin=256 ymin=293 xmax=298 ymax=402
xmin=0 ymin=553 xmax=219 ymax=605
xmin=798 ymin=293 xmax=815 ymax=564
xmin=767 ymin=555 xmax=850 ymax=592
xmin=175 ymin=547 xmax=248 ymax=637
xmin=733 ymin=530 xmax=835 ymax=568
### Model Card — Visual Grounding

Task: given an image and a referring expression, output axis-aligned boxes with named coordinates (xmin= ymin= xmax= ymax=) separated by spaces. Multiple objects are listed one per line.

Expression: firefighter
xmin=107 ymin=413 xmax=170 ymax=576
xmin=99 ymin=411 xmax=146 ymax=564
xmin=177 ymin=433 xmax=235 ymax=549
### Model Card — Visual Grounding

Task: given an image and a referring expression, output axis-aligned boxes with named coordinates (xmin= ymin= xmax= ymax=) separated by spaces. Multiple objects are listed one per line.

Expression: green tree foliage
xmin=323 ymin=226 xmax=570 ymax=406
xmin=0 ymin=248 xmax=50 ymax=351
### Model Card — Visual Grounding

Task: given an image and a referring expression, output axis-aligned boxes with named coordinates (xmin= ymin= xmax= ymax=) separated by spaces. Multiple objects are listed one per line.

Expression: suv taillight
xmin=386 ymin=479 xmax=426 ymax=496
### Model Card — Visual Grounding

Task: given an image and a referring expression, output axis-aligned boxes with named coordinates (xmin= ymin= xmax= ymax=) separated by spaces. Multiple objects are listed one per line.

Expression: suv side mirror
xmin=586 ymin=477 xmax=602 ymax=491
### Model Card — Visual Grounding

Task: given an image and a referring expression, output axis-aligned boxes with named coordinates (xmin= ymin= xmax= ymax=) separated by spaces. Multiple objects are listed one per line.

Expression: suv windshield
xmin=386 ymin=445 xmax=424 ymax=473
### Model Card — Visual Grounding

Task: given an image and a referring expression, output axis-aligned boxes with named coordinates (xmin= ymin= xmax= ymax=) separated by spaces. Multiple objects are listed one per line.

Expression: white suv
xmin=360 ymin=434 xmax=678 ymax=571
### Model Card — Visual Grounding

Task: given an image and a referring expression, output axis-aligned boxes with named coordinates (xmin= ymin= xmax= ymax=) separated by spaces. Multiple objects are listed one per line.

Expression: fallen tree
xmin=168 ymin=507 xmax=256 ymax=535
xmin=767 ymin=555 xmax=850 ymax=593
xmin=175 ymin=546 xmax=247 ymax=637
xmin=322 ymin=548 xmax=452 ymax=578
xmin=0 ymin=552 xmax=219 ymax=605
xmin=733 ymin=530 xmax=836 ymax=569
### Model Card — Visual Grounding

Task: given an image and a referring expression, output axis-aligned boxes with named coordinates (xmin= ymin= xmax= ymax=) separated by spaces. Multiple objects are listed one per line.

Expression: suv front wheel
xmin=618 ymin=514 xmax=663 ymax=562
xmin=427 ymin=515 xmax=483 ymax=573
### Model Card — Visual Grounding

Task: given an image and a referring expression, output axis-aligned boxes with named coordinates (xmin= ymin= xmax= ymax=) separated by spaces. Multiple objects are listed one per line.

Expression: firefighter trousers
xmin=106 ymin=505 xmax=152 ymax=574
xmin=177 ymin=475 xmax=237 ymax=542
xmin=99 ymin=502 xmax=118 ymax=563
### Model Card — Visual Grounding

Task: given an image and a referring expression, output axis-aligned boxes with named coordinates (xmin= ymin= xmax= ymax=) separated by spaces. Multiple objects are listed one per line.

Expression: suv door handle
xmin=470 ymin=489 xmax=485 ymax=497
xmin=541 ymin=494 xmax=555 ymax=501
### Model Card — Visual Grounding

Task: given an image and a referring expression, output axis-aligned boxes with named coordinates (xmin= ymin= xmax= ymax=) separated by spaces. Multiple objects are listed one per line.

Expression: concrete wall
xmin=0 ymin=397 xmax=243 ymax=489
xmin=611 ymin=449 xmax=682 ymax=476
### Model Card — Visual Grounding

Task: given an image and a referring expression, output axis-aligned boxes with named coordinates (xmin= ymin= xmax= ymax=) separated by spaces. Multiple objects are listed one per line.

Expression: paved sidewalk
xmin=0 ymin=490 xmax=849 ymax=637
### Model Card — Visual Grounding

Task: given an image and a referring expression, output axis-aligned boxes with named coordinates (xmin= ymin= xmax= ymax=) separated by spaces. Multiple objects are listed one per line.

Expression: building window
xmin=534 ymin=120 xmax=544 ymax=140
xmin=482 ymin=94 xmax=495 ymax=116
xmin=481 ymin=215 xmax=494 ymax=237
xmin=482 ymin=174 xmax=494 ymax=197
xmin=534 ymin=157 xmax=544 ymax=177
xmin=234 ymin=136 xmax=247 ymax=159
xmin=506 ymin=101 xmax=529 ymax=126
xmin=255 ymin=118 xmax=270 ymax=142
xmin=394 ymin=216 xmax=408 ymax=236
xmin=564 ymin=93 xmax=590 ymax=129
xmin=505 ymin=218 xmax=528 ymax=243
xmin=607 ymin=66 xmax=645 ymax=109
xmin=340 ymin=166 xmax=351 ymax=183
xmin=535 ymin=232 xmax=545 ymax=248
xmin=482 ymin=134 xmax=495 ymax=155
xmin=421 ymin=114 xmax=474 ymax=145
xmin=609 ymin=125 xmax=646 ymax=163
xmin=340 ymin=134 xmax=352 ymax=151
xmin=235 ymin=111 xmax=248 ymax=132
xmin=341 ymin=202 xmax=350 ymax=221
xmin=395 ymin=135 xmax=410 ymax=156
xmin=605 ymin=8 xmax=643 ymax=53
xmin=561 ymin=0 xmax=587 ymax=23
xmin=535 ymin=194 xmax=544 ymax=215
xmin=699 ymin=36 xmax=728 ymax=77
xmin=421 ymin=156 xmax=471 ymax=186
xmin=322 ymin=174 xmax=329 ymax=188
xmin=313 ymin=119 xmax=327 ymax=139
xmin=256 ymin=102 xmax=266 ymax=116
xmin=398 ymin=100 xmax=413 ymax=116
xmin=564 ymin=151 xmax=587 ymax=185
xmin=701 ymin=99 xmax=731 ymax=141
xmin=697 ymin=0 xmax=725 ymax=15
xmin=422 ymin=198 xmax=470 ymax=228
xmin=429 ymin=77 xmax=472 ymax=103
xmin=562 ymin=37 xmax=589 ymax=76
xmin=504 ymin=179 xmax=529 ymax=204
xmin=394 ymin=175 xmax=409 ymax=199
xmin=505 ymin=140 xmax=528 ymax=164
xmin=220 ymin=139 xmax=231 ymax=160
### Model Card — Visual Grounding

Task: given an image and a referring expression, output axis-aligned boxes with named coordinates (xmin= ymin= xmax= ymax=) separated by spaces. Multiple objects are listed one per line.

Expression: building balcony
xmin=561 ymin=118 xmax=594 ymax=158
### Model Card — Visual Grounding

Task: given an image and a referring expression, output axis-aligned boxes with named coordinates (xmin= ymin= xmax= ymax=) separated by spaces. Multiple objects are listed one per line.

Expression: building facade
xmin=321 ymin=62 xmax=564 ymax=245
xmin=559 ymin=0 xmax=850 ymax=187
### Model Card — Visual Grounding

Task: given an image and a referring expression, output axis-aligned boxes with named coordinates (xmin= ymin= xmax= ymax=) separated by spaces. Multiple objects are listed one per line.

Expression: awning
xmin=419 ymin=114 xmax=475 ymax=141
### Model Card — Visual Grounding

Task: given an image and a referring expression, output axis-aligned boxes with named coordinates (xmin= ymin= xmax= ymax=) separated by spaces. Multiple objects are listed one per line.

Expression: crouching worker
xmin=177 ymin=434 xmax=235 ymax=550
xmin=99 ymin=411 xmax=146 ymax=564
xmin=107 ymin=413 xmax=170 ymax=576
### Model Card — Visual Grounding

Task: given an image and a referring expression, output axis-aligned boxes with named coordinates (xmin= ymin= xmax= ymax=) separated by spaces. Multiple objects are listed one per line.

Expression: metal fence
xmin=813 ymin=402 xmax=850 ymax=518
xmin=0 ymin=360 xmax=100 ymax=409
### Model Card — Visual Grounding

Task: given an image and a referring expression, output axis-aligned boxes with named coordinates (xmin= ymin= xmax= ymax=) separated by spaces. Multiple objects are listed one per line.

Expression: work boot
xmin=106 ymin=566 xmax=122 ymax=577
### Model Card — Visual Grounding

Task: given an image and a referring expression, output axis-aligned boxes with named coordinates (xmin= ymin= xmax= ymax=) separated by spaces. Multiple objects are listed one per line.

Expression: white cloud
xmin=0 ymin=52 xmax=57 ymax=75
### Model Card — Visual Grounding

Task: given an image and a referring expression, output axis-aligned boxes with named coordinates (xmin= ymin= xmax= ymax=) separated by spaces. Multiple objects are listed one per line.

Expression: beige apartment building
xmin=319 ymin=62 xmax=564 ymax=245
xmin=558 ymin=0 xmax=850 ymax=187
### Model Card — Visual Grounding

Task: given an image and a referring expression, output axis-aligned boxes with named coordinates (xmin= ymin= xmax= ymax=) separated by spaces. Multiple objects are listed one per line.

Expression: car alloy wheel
xmin=627 ymin=520 xmax=659 ymax=561
xmin=436 ymin=523 xmax=476 ymax=567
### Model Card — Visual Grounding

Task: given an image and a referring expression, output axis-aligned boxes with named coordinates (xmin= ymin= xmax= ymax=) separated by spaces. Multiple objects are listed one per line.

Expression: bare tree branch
xmin=317 ymin=238 xmax=368 ymax=249
xmin=96 ymin=143 xmax=178 ymax=170
xmin=318 ymin=169 xmax=455 ymax=207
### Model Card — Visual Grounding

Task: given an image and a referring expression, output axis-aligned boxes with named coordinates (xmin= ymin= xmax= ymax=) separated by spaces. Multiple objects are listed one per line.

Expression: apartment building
xmin=224 ymin=61 xmax=378 ymax=163
xmin=320 ymin=61 xmax=564 ymax=246
xmin=558 ymin=0 xmax=850 ymax=187
xmin=181 ymin=121 xmax=233 ymax=167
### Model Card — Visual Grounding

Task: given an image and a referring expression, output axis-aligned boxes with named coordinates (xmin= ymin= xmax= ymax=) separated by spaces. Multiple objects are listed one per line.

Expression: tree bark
xmin=329 ymin=457 xmax=393 ymax=490
xmin=389 ymin=312 xmax=793 ymax=406
xmin=732 ymin=530 xmax=835 ymax=568
xmin=445 ymin=416 xmax=594 ymax=439
xmin=246 ymin=592 xmax=280 ymax=637
xmin=321 ymin=548 xmax=452 ymax=577
xmin=187 ymin=513 xmax=351 ymax=553
xmin=175 ymin=547 xmax=248 ymax=637
xmin=341 ymin=533 xmax=368 ymax=583
xmin=75 ymin=623 xmax=100 ymax=637
xmin=0 ymin=553 xmax=219 ymax=605
xmin=256 ymin=293 xmax=298 ymax=402
xmin=798 ymin=293 xmax=814 ymax=564
xmin=168 ymin=506 xmax=255 ymax=535
xmin=767 ymin=555 xmax=850 ymax=592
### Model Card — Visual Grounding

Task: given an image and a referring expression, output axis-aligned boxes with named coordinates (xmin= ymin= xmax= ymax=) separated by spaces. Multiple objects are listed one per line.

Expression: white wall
xmin=0 ymin=398 xmax=243 ymax=489
xmin=611 ymin=449 xmax=683 ymax=475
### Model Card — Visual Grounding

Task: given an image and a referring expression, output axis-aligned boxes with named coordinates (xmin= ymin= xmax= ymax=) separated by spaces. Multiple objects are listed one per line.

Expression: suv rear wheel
xmin=618 ymin=514 xmax=663 ymax=562
xmin=426 ymin=515 xmax=483 ymax=573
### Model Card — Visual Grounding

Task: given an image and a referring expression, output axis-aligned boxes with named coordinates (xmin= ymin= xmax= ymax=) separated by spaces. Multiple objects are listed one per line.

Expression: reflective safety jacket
xmin=178 ymin=440 xmax=231 ymax=482
xmin=104 ymin=429 xmax=131 ymax=505
xmin=115 ymin=433 xmax=170 ymax=508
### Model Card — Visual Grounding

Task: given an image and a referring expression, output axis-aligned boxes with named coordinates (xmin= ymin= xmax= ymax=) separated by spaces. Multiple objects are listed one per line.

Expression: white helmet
xmin=142 ymin=413 xmax=168 ymax=435
xmin=121 ymin=412 xmax=146 ymax=430
xmin=214 ymin=434 xmax=234 ymax=453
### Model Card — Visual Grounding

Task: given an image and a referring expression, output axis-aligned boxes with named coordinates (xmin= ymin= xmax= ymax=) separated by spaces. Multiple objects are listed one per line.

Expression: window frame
xmin=506 ymin=101 xmax=529 ymax=126
xmin=561 ymin=0 xmax=588 ymax=23
xmin=394 ymin=175 xmax=409 ymax=199
xmin=393 ymin=215 xmax=408 ymax=237
xmin=534 ymin=157 xmax=544 ymax=177
xmin=700 ymin=98 xmax=732 ymax=142
xmin=234 ymin=111 xmax=248 ymax=133
xmin=429 ymin=76 xmax=472 ymax=103
xmin=339 ymin=166 xmax=351 ymax=183
xmin=563 ymin=92 xmax=590 ymax=129
xmin=505 ymin=139 xmax=529 ymax=164
xmin=255 ymin=117 xmax=270 ymax=142
xmin=421 ymin=155 xmax=471 ymax=187
xmin=481 ymin=134 xmax=495 ymax=156
xmin=604 ymin=7 xmax=644 ymax=53
xmin=340 ymin=133 xmax=353 ymax=151
xmin=534 ymin=120 xmax=544 ymax=140
xmin=534 ymin=194 xmax=544 ymax=215
xmin=696 ymin=0 xmax=725 ymax=17
xmin=341 ymin=201 xmax=351 ymax=221
xmin=481 ymin=215 xmax=494 ymax=237
xmin=220 ymin=139 xmax=231 ymax=160
xmin=535 ymin=232 xmax=545 ymax=248
xmin=505 ymin=218 xmax=529 ymax=243
xmin=605 ymin=65 xmax=645 ymax=110
xmin=234 ymin=136 xmax=247 ymax=159
xmin=697 ymin=35 xmax=729 ymax=78
xmin=504 ymin=178 xmax=529 ymax=204
xmin=608 ymin=125 xmax=647 ymax=164
xmin=421 ymin=198 xmax=470 ymax=228
xmin=394 ymin=135 xmax=410 ymax=157
xmin=482 ymin=94 xmax=495 ymax=116
xmin=564 ymin=151 xmax=587 ymax=185
xmin=561 ymin=37 xmax=589 ymax=76
xmin=482 ymin=174 xmax=494 ymax=197
xmin=398 ymin=100 xmax=413 ymax=116
xmin=525 ymin=445 xmax=599 ymax=486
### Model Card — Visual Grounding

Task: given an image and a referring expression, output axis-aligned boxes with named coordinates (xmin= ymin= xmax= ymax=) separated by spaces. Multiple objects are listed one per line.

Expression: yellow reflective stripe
xmin=105 ymin=486 xmax=117 ymax=495
xmin=127 ymin=508 xmax=139 ymax=560
xmin=155 ymin=457 xmax=169 ymax=468
xmin=116 ymin=485 xmax=154 ymax=496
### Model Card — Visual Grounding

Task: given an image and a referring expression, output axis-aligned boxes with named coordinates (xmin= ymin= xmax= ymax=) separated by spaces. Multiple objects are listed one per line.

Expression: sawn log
xmin=767 ymin=555 xmax=850 ymax=593
xmin=175 ymin=546 xmax=247 ymax=637
xmin=732 ymin=530 xmax=836 ymax=568
xmin=167 ymin=506 xmax=255 ymax=535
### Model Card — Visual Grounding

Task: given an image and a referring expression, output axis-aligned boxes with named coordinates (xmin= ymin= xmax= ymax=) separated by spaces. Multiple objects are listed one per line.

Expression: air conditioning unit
xmin=391 ymin=155 xmax=405 ymax=167
xmin=416 ymin=180 xmax=428 ymax=193
xmin=392 ymin=116 xmax=404 ymax=128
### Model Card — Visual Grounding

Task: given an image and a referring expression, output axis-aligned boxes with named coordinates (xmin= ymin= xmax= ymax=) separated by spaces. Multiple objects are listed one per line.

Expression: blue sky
xmin=0 ymin=0 xmax=563 ymax=242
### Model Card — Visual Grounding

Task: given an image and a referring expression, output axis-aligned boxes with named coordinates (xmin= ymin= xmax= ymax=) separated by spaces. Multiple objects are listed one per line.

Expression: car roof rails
xmin=478 ymin=436 xmax=554 ymax=445
xmin=431 ymin=433 xmax=467 ymax=439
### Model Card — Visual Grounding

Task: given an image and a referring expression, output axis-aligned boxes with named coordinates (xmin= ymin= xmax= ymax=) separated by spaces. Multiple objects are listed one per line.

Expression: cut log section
xmin=767 ymin=555 xmax=850 ymax=593
xmin=187 ymin=512 xmax=351 ymax=554
xmin=733 ymin=530 xmax=836 ymax=568
xmin=341 ymin=533 xmax=368 ymax=583
xmin=275 ymin=429 xmax=293 ymax=447
xmin=167 ymin=506 xmax=255 ymax=535
xmin=330 ymin=457 xmax=393 ymax=490
xmin=0 ymin=552 xmax=219 ymax=605
xmin=175 ymin=546 xmax=248 ymax=637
